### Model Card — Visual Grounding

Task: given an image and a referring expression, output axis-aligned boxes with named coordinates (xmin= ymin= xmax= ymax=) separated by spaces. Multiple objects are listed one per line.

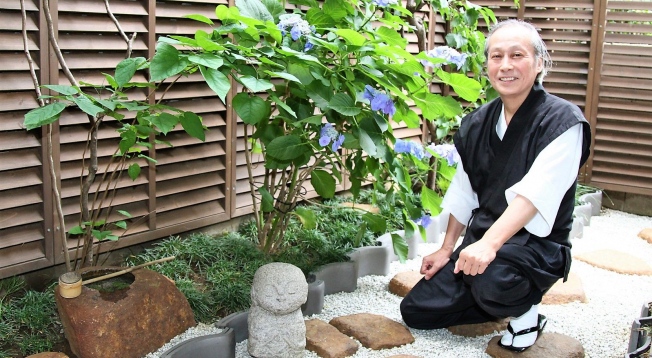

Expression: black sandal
xmin=497 ymin=314 xmax=547 ymax=352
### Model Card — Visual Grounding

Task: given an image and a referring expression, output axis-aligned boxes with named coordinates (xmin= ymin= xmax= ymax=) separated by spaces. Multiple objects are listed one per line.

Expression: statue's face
xmin=254 ymin=275 xmax=307 ymax=314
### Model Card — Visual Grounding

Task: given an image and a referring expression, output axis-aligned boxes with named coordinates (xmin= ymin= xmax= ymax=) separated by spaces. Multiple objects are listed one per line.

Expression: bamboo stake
xmin=82 ymin=256 xmax=175 ymax=285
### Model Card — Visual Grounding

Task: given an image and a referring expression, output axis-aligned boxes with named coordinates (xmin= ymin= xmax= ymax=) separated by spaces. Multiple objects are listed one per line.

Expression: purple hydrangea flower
xmin=427 ymin=143 xmax=460 ymax=166
xmin=320 ymin=123 xmax=344 ymax=151
xmin=413 ymin=214 xmax=433 ymax=229
xmin=332 ymin=134 xmax=345 ymax=151
xmin=363 ymin=86 xmax=396 ymax=116
xmin=420 ymin=46 xmax=468 ymax=69
xmin=304 ymin=41 xmax=314 ymax=52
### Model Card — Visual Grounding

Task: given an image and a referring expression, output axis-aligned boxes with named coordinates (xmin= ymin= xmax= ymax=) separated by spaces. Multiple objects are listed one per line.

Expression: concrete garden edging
xmin=579 ymin=191 xmax=603 ymax=217
xmin=159 ymin=328 xmax=236 ymax=358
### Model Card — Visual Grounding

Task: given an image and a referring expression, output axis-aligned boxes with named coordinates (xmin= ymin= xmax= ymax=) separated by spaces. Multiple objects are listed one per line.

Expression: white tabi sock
xmin=500 ymin=304 xmax=539 ymax=348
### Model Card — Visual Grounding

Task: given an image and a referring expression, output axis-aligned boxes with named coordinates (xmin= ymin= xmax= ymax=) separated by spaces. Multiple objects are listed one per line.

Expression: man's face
xmin=486 ymin=25 xmax=543 ymax=103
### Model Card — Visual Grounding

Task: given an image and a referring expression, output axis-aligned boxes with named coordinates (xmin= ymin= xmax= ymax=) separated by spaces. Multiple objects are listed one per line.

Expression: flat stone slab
xmin=447 ymin=319 xmax=509 ymax=337
xmin=639 ymin=228 xmax=652 ymax=244
xmin=305 ymin=319 xmax=359 ymax=358
xmin=542 ymin=272 xmax=588 ymax=305
xmin=26 ymin=354 xmax=69 ymax=358
xmin=340 ymin=202 xmax=380 ymax=214
xmin=486 ymin=333 xmax=584 ymax=358
xmin=389 ymin=271 xmax=423 ymax=297
xmin=573 ymin=249 xmax=652 ymax=275
xmin=329 ymin=313 xmax=414 ymax=350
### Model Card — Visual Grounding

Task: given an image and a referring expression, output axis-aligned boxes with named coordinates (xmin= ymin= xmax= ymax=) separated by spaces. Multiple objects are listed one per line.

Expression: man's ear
xmin=536 ymin=57 xmax=544 ymax=74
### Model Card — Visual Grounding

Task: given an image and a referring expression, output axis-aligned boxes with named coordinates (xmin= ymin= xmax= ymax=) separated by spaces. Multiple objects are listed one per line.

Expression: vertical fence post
xmin=226 ymin=0 xmax=239 ymax=218
xmin=581 ymin=0 xmax=608 ymax=184
xmin=146 ymin=0 xmax=158 ymax=230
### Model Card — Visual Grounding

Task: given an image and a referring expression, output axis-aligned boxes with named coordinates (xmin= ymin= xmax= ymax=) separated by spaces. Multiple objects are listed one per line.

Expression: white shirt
xmin=441 ymin=105 xmax=584 ymax=237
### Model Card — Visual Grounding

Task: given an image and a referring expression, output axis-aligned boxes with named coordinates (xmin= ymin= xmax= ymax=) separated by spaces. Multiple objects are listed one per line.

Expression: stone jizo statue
xmin=248 ymin=262 xmax=309 ymax=358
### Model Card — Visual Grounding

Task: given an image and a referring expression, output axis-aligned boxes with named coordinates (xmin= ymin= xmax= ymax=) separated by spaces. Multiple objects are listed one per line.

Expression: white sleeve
xmin=441 ymin=160 xmax=479 ymax=226
xmin=505 ymin=123 xmax=583 ymax=237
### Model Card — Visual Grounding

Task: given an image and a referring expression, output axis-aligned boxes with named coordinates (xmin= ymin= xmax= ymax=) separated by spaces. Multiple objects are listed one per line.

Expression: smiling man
xmin=400 ymin=20 xmax=592 ymax=352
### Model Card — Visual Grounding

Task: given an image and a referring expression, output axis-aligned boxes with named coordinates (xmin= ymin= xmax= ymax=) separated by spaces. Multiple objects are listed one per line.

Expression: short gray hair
xmin=484 ymin=19 xmax=552 ymax=83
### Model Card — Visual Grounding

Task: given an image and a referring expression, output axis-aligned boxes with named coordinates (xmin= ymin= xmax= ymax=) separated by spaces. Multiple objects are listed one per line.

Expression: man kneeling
xmin=400 ymin=19 xmax=591 ymax=352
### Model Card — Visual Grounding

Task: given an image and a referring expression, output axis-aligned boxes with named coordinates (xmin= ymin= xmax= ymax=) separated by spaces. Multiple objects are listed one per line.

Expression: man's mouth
xmin=500 ymin=77 xmax=516 ymax=81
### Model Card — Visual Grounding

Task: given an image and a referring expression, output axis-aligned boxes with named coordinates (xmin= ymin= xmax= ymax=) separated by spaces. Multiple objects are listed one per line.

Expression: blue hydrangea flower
xmin=320 ymin=123 xmax=344 ymax=151
xmin=427 ymin=143 xmax=460 ymax=166
xmin=304 ymin=41 xmax=314 ymax=52
xmin=277 ymin=14 xmax=313 ymax=42
xmin=413 ymin=215 xmax=433 ymax=229
xmin=363 ymin=85 xmax=396 ymax=116
xmin=372 ymin=0 xmax=398 ymax=7
xmin=394 ymin=139 xmax=429 ymax=160
xmin=420 ymin=46 xmax=468 ymax=69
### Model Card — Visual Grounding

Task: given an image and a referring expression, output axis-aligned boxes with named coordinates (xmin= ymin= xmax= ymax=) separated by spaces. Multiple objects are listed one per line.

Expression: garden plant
xmin=149 ymin=0 xmax=495 ymax=260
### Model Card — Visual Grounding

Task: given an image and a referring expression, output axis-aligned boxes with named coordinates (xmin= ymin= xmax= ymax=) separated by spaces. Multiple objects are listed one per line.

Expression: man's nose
xmin=500 ymin=57 xmax=513 ymax=70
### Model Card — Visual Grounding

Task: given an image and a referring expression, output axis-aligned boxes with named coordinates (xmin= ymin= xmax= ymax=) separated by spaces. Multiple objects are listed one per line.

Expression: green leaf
xmin=73 ymin=97 xmax=104 ymax=117
xmin=266 ymin=135 xmax=305 ymax=160
xmin=288 ymin=63 xmax=314 ymax=85
xmin=421 ymin=187 xmax=443 ymax=216
xmin=310 ymin=169 xmax=336 ymax=199
xmin=240 ymin=76 xmax=274 ymax=92
xmin=306 ymin=8 xmax=335 ymax=27
xmin=264 ymin=71 xmax=301 ymax=84
xmin=269 ymin=94 xmax=296 ymax=118
xmin=69 ymin=226 xmax=85 ymax=235
xmin=106 ymin=235 xmax=120 ymax=241
xmin=42 ymin=85 xmax=78 ymax=96
xmin=362 ymin=212 xmax=386 ymax=233
xmin=114 ymin=221 xmax=127 ymax=229
xmin=328 ymin=93 xmax=360 ymax=116
xmin=235 ymin=0 xmax=273 ymax=22
xmin=96 ymin=98 xmax=118 ymax=111
xmin=336 ymin=29 xmax=366 ymax=47
xmin=200 ymin=66 xmax=231 ymax=103
xmin=119 ymin=131 xmax=137 ymax=154
xmin=393 ymin=108 xmax=421 ymax=128
xmin=117 ymin=210 xmax=132 ymax=218
xmin=291 ymin=115 xmax=323 ymax=127
xmin=437 ymin=71 xmax=482 ymax=102
xmin=446 ymin=33 xmax=468 ymax=48
xmin=150 ymin=113 xmax=179 ymax=135
xmin=183 ymin=14 xmax=214 ymax=25
xmin=375 ymin=26 xmax=407 ymax=48
xmin=294 ymin=207 xmax=317 ymax=229
xmin=115 ymin=57 xmax=146 ymax=88
xmin=258 ymin=187 xmax=275 ymax=212
xmin=128 ymin=163 xmax=141 ymax=181
xmin=415 ymin=93 xmax=462 ymax=120
xmin=180 ymin=112 xmax=205 ymax=142
xmin=323 ymin=0 xmax=347 ymax=21
xmin=24 ymin=102 xmax=66 ymax=130
xmin=138 ymin=154 xmax=157 ymax=164
xmin=232 ymin=93 xmax=269 ymax=124
xmin=188 ymin=54 xmax=224 ymax=69
xmin=150 ymin=42 xmax=189 ymax=82
xmin=374 ymin=45 xmax=414 ymax=61
xmin=391 ymin=233 xmax=408 ymax=262
xmin=196 ymin=30 xmax=226 ymax=51
xmin=260 ymin=0 xmax=284 ymax=22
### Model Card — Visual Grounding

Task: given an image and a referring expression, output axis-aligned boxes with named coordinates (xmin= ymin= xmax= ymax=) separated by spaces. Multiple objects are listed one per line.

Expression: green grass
xmin=0 ymin=278 xmax=62 ymax=357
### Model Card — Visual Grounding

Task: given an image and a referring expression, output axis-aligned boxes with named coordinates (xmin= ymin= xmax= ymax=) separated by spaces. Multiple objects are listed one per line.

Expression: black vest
xmin=453 ymin=83 xmax=591 ymax=248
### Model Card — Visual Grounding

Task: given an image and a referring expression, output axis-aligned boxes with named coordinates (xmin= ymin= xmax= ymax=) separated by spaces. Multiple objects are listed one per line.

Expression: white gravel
xmin=152 ymin=209 xmax=652 ymax=358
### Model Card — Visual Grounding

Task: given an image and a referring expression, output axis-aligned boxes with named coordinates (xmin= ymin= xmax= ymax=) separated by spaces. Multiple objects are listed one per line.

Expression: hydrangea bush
xmin=148 ymin=0 xmax=491 ymax=259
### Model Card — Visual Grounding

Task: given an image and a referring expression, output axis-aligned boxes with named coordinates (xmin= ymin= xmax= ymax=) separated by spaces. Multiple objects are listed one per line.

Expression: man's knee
xmin=469 ymin=264 xmax=531 ymax=310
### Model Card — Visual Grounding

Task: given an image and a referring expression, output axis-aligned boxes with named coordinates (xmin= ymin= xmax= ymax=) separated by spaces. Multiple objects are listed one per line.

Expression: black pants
xmin=400 ymin=241 xmax=567 ymax=330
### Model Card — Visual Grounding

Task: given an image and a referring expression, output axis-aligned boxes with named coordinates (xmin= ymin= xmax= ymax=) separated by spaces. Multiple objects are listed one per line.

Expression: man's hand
xmin=421 ymin=247 xmax=454 ymax=280
xmin=454 ymin=239 xmax=499 ymax=276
